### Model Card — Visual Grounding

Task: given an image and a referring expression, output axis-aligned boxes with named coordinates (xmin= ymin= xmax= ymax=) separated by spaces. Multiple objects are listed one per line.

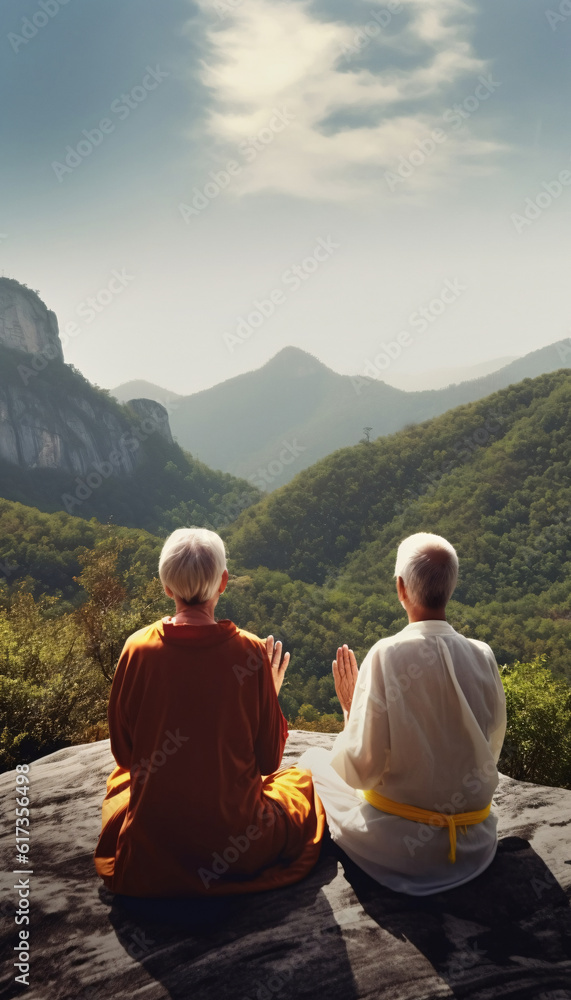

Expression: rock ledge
xmin=1 ymin=731 xmax=570 ymax=1000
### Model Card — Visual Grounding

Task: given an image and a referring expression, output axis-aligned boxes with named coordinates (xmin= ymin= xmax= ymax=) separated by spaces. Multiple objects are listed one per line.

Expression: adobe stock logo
xmin=352 ymin=277 xmax=466 ymax=394
xmin=8 ymin=0 xmax=73 ymax=54
xmin=222 ymin=237 xmax=340 ymax=353
xmin=339 ymin=1 xmax=403 ymax=63
xmin=247 ymin=439 xmax=306 ymax=491
xmin=51 ymin=67 xmax=169 ymax=182
xmin=178 ymin=108 xmax=295 ymax=221
xmin=385 ymin=74 xmax=501 ymax=192
xmin=131 ymin=729 xmax=189 ymax=786
xmin=545 ymin=1 xmax=571 ymax=30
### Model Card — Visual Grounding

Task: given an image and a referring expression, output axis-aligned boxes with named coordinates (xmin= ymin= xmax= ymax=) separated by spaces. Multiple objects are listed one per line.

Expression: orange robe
xmin=94 ymin=617 xmax=325 ymax=896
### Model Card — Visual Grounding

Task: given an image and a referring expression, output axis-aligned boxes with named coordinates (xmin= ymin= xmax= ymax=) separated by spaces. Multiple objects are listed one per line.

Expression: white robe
xmin=298 ymin=620 xmax=507 ymax=895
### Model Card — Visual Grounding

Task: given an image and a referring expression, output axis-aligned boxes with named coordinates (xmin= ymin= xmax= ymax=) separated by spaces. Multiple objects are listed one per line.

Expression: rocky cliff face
xmin=125 ymin=399 xmax=173 ymax=446
xmin=0 ymin=381 xmax=140 ymax=476
xmin=0 ymin=279 xmax=63 ymax=361
xmin=0 ymin=278 xmax=173 ymax=478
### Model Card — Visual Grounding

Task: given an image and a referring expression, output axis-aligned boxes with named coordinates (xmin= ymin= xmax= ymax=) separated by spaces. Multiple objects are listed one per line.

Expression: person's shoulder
xmin=234 ymin=627 xmax=266 ymax=651
xmin=368 ymin=626 xmax=411 ymax=657
xmin=357 ymin=632 xmax=405 ymax=676
xmin=462 ymin=634 xmax=497 ymax=659
xmin=122 ymin=620 xmax=165 ymax=651
xmin=232 ymin=626 xmax=266 ymax=656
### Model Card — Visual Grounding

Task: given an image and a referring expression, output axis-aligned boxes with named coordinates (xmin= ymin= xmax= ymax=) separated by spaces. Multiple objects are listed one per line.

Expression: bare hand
xmin=266 ymin=635 xmax=290 ymax=696
xmin=333 ymin=645 xmax=359 ymax=722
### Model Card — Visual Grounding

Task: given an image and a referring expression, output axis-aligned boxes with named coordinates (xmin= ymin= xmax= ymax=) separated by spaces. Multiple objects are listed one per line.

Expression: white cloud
xmin=191 ymin=0 xmax=507 ymax=201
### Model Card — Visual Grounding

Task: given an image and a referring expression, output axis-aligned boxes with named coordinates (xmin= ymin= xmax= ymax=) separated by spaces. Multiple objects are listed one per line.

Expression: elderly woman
xmin=94 ymin=528 xmax=325 ymax=896
xmin=299 ymin=532 xmax=507 ymax=896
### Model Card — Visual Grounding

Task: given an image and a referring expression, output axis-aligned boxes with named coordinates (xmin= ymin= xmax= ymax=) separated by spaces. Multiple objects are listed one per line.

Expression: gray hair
xmin=159 ymin=528 xmax=227 ymax=605
xmin=394 ymin=532 xmax=459 ymax=608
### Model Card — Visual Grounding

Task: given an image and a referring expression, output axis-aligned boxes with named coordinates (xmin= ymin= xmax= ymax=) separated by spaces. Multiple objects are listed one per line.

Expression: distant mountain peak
xmin=263 ymin=346 xmax=332 ymax=376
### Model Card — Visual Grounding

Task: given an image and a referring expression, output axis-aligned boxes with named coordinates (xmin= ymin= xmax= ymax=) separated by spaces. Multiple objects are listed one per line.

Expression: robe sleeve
xmin=107 ymin=638 xmax=135 ymax=770
xmin=329 ymin=644 xmax=391 ymax=790
xmin=253 ymin=642 xmax=289 ymax=775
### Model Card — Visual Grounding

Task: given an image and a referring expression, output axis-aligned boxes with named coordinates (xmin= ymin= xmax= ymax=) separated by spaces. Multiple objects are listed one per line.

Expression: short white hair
xmin=159 ymin=528 xmax=227 ymax=605
xmin=395 ymin=532 xmax=459 ymax=608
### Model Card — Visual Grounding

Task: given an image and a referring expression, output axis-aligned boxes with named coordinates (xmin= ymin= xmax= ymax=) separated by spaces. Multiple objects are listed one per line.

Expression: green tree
xmin=499 ymin=656 xmax=571 ymax=788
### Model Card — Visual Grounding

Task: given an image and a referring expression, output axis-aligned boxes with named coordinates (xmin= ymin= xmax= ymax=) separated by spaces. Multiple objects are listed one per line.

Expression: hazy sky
xmin=1 ymin=0 xmax=570 ymax=394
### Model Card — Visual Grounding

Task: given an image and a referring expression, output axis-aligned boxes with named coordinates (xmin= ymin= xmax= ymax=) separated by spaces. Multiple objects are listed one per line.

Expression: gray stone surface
xmin=0 ymin=281 xmax=62 ymax=362
xmin=1 ymin=733 xmax=570 ymax=1000
xmin=0 ymin=382 xmax=142 ymax=476
xmin=125 ymin=399 xmax=174 ymax=446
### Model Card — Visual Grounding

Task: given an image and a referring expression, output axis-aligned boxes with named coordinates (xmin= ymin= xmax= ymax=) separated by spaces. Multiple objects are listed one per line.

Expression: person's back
xmin=361 ymin=622 xmax=505 ymax=812
xmin=94 ymin=528 xmax=325 ymax=898
xmin=101 ymin=620 xmax=289 ymax=895
xmin=300 ymin=532 xmax=507 ymax=895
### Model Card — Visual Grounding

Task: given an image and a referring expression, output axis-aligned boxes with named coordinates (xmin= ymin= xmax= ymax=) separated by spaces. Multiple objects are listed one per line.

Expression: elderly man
xmin=299 ymin=532 xmax=506 ymax=895
xmin=94 ymin=527 xmax=325 ymax=897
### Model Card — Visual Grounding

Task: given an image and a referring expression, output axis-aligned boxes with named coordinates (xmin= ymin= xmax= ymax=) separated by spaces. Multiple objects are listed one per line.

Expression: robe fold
xmin=94 ymin=618 xmax=325 ymax=896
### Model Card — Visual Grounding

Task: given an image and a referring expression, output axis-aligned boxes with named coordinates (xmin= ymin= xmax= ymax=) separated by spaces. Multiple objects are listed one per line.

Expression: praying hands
xmin=266 ymin=635 xmax=290 ymax=696
xmin=332 ymin=644 xmax=359 ymax=725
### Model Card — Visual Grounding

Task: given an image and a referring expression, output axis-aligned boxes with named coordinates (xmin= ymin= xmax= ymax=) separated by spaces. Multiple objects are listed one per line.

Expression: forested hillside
xmin=1 ymin=370 xmax=569 ymax=774
xmin=0 ymin=422 xmax=260 ymax=538
xmin=226 ymin=370 xmax=570 ymax=591
xmin=111 ymin=340 xmax=570 ymax=487
xmin=220 ymin=370 xmax=570 ymax=695
xmin=0 ymin=499 xmax=161 ymax=599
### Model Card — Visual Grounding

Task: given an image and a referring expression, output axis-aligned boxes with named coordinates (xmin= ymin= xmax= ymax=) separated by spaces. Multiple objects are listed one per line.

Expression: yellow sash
xmin=362 ymin=789 xmax=492 ymax=863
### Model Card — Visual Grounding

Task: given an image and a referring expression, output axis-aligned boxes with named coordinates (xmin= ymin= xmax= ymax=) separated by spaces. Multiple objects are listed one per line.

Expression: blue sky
xmin=1 ymin=0 xmax=570 ymax=393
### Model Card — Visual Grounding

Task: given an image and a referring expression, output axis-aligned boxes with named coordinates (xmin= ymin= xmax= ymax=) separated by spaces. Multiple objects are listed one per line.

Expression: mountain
xmin=226 ymin=369 xmax=570 ymax=584
xmin=1 ymin=372 xmax=569 ymax=751
xmin=0 ymin=278 xmax=260 ymax=532
xmin=221 ymin=370 xmax=571 ymax=683
xmin=110 ymin=341 xmax=571 ymax=489
xmin=384 ymin=355 xmax=518 ymax=391
xmin=0 ymin=279 xmax=167 ymax=477
xmin=110 ymin=379 xmax=182 ymax=408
